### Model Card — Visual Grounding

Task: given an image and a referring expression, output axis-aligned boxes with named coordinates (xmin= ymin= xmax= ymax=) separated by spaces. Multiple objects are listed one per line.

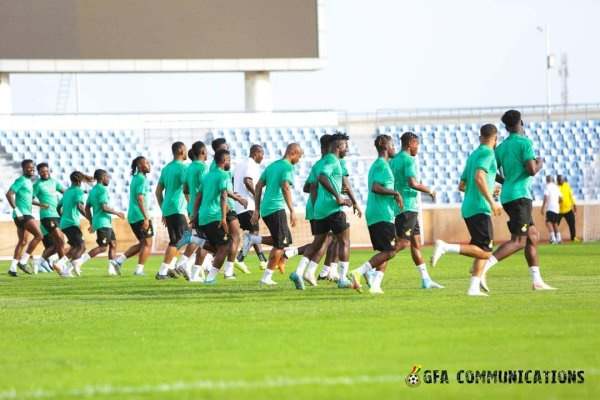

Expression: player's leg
xmin=135 ymin=237 xmax=152 ymax=275
xmin=16 ymin=218 xmax=43 ymax=274
xmin=351 ymin=222 xmax=396 ymax=293
xmin=524 ymin=225 xmax=555 ymax=290
xmin=204 ymin=244 xmax=228 ymax=284
xmin=65 ymin=228 xmax=86 ymax=277
xmin=200 ymin=221 xmax=229 ymax=284
xmin=318 ymin=234 xmax=336 ymax=280
xmin=467 ymin=258 xmax=488 ymax=296
xmin=411 ymin=233 xmax=444 ymax=289
xmin=190 ymin=247 xmax=209 ymax=281
xmin=224 ymin=216 xmax=241 ymax=278
xmin=158 ymin=214 xmax=187 ymax=279
xmin=292 ymin=233 xmax=328 ymax=289
xmin=9 ymin=224 xmax=28 ymax=276
xmin=107 ymin=229 xmax=120 ymax=275
xmin=545 ymin=214 xmax=556 ymax=243
xmin=565 ymin=210 xmax=577 ymax=241
xmin=259 ymin=210 xmax=291 ymax=285
xmin=334 ymin=225 xmax=352 ymax=288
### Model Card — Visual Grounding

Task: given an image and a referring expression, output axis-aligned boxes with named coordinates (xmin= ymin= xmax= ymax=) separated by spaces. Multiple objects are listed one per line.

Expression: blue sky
xmin=9 ymin=0 xmax=600 ymax=114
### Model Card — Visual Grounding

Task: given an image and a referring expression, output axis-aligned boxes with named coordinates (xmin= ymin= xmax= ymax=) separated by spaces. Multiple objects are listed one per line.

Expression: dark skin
xmin=36 ymin=166 xmax=68 ymax=259
xmin=243 ymin=147 xmax=265 ymax=256
xmin=181 ymin=148 xmax=208 ymax=260
xmin=6 ymin=162 xmax=47 ymax=261
xmin=58 ymin=181 xmax=92 ymax=261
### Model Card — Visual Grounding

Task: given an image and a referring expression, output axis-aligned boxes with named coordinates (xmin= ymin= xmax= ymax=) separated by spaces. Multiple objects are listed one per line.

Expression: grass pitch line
xmin=0 ymin=375 xmax=403 ymax=399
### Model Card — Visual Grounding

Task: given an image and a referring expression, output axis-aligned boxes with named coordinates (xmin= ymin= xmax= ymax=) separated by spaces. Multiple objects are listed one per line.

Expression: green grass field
xmin=1 ymin=242 xmax=598 ymax=399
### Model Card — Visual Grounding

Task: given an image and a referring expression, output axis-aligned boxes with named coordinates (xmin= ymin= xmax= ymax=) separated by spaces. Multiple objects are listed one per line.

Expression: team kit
xmin=5 ymin=109 xmax=556 ymax=296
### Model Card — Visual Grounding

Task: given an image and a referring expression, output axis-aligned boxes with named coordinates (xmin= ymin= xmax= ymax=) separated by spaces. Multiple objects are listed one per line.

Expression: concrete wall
xmin=0 ymin=205 xmax=586 ymax=258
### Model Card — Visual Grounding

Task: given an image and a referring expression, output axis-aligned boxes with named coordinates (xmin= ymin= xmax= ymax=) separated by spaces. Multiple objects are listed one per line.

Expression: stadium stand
xmin=0 ymin=120 xmax=598 ymax=215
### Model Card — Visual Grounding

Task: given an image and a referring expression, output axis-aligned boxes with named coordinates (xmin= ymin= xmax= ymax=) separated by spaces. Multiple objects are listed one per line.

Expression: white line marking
xmin=0 ymin=375 xmax=403 ymax=399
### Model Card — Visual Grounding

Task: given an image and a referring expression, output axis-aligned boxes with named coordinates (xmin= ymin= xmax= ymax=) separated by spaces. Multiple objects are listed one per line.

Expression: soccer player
xmin=350 ymin=135 xmax=403 ymax=294
xmin=389 ymin=132 xmax=443 ymax=289
xmin=58 ymin=171 xmax=94 ymax=277
xmin=556 ymin=175 xmax=580 ymax=242
xmin=155 ymin=142 xmax=190 ymax=280
xmin=5 ymin=160 xmax=48 ymax=276
xmin=194 ymin=149 xmax=233 ymax=284
xmin=32 ymin=162 xmax=70 ymax=274
xmin=429 ymin=124 xmax=502 ymax=296
xmin=112 ymin=156 xmax=154 ymax=276
xmin=290 ymin=132 xmax=354 ymax=290
xmin=73 ymin=169 xmax=125 ymax=276
xmin=541 ymin=175 xmax=562 ymax=244
xmin=248 ymin=143 xmax=303 ymax=285
xmin=480 ymin=110 xmax=556 ymax=291
xmin=234 ymin=145 xmax=269 ymax=273
xmin=174 ymin=141 xmax=209 ymax=279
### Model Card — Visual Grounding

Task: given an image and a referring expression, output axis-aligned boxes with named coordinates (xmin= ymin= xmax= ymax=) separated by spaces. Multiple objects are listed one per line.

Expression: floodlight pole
xmin=545 ymin=25 xmax=551 ymax=119
xmin=0 ymin=72 xmax=11 ymax=114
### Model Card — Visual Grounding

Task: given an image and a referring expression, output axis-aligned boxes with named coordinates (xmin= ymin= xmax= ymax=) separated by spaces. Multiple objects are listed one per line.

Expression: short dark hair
xmin=172 ymin=141 xmax=185 ymax=156
xmin=192 ymin=141 xmax=206 ymax=158
xmin=319 ymin=134 xmax=332 ymax=148
xmin=249 ymin=144 xmax=263 ymax=156
xmin=130 ymin=156 xmax=145 ymax=176
xmin=501 ymin=109 xmax=522 ymax=131
xmin=211 ymin=138 xmax=227 ymax=151
xmin=215 ymin=149 xmax=230 ymax=165
xmin=400 ymin=131 xmax=419 ymax=148
xmin=21 ymin=159 xmax=34 ymax=168
xmin=374 ymin=135 xmax=392 ymax=152
xmin=94 ymin=169 xmax=107 ymax=181
xmin=36 ymin=162 xmax=49 ymax=172
xmin=480 ymin=124 xmax=498 ymax=138
xmin=187 ymin=149 xmax=195 ymax=161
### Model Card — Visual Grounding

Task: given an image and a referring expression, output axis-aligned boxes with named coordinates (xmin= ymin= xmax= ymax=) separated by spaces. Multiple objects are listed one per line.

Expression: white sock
xmin=116 ymin=254 xmax=127 ymax=265
xmin=295 ymin=256 xmax=310 ymax=276
xmin=556 ymin=232 xmax=562 ymax=241
xmin=108 ymin=260 xmax=115 ymax=273
xmin=339 ymin=261 xmax=349 ymax=279
xmin=191 ymin=265 xmax=201 ymax=280
xmin=158 ymin=262 xmax=170 ymax=276
xmin=63 ymin=263 xmax=73 ymax=275
xmin=371 ymin=271 xmax=384 ymax=289
xmin=57 ymin=256 xmax=68 ymax=269
xmin=307 ymin=261 xmax=319 ymax=277
xmin=190 ymin=236 xmax=205 ymax=247
xmin=355 ymin=261 xmax=372 ymax=275
xmin=330 ymin=263 xmax=339 ymax=276
xmin=483 ymin=256 xmax=498 ymax=275
xmin=186 ymin=256 xmax=195 ymax=269
xmin=176 ymin=255 xmax=188 ymax=268
xmin=529 ymin=266 xmax=543 ymax=284
xmin=80 ymin=253 xmax=91 ymax=265
xmin=19 ymin=252 xmax=31 ymax=264
xmin=284 ymin=246 xmax=299 ymax=258
xmin=202 ymin=254 xmax=214 ymax=272
xmin=49 ymin=254 xmax=60 ymax=263
xmin=262 ymin=268 xmax=274 ymax=282
xmin=224 ymin=261 xmax=235 ymax=277
xmin=416 ymin=263 xmax=431 ymax=280
xmin=135 ymin=264 xmax=144 ymax=274
xmin=319 ymin=265 xmax=331 ymax=278
xmin=550 ymin=232 xmax=556 ymax=242
xmin=206 ymin=266 xmax=219 ymax=281
xmin=9 ymin=259 xmax=18 ymax=272
xmin=445 ymin=243 xmax=460 ymax=254
xmin=468 ymin=276 xmax=481 ymax=293
xmin=250 ymin=235 xmax=263 ymax=245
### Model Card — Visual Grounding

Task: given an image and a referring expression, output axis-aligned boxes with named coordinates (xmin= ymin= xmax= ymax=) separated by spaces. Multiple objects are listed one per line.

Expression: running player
xmin=112 ymin=156 xmax=154 ymax=276
xmin=429 ymin=124 xmax=502 ymax=295
xmin=58 ymin=172 xmax=94 ymax=277
xmin=5 ymin=160 xmax=47 ymax=276
xmin=389 ymin=132 xmax=444 ymax=289
xmin=234 ymin=145 xmax=269 ymax=273
xmin=155 ymin=142 xmax=189 ymax=280
xmin=350 ymin=135 xmax=403 ymax=294
xmin=480 ymin=110 xmax=556 ymax=291
xmin=32 ymin=162 xmax=70 ymax=274
xmin=248 ymin=143 xmax=303 ymax=285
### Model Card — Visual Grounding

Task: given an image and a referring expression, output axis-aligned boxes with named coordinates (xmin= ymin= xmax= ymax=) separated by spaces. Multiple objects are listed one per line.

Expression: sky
xmin=8 ymin=0 xmax=600 ymax=114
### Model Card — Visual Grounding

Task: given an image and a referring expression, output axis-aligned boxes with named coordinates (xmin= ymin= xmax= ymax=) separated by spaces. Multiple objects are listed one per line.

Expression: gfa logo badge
xmin=405 ymin=229 xmax=412 ymax=237
xmin=521 ymin=224 xmax=528 ymax=232
xmin=102 ymin=237 xmax=108 ymax=244
xmin=488 ymin=240 xmax=494 ymax=248
xmin=405 ymin=364 xmax=422 ymax=388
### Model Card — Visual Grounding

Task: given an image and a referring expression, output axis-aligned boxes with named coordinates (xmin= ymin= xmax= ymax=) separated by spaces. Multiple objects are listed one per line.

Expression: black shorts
xmin=394 ymin=211 xmax=421 ymax=240
xmin=13 ymin=215 xmax=34 ymax=229
xmin=368 ymin=222 xmax=396 ymax=252
xmin=63 ymin=226 xmax=84 ymax=247
xmin=312 ymin=211 xmax=350 ymax=235
xmin=42 ymin=234 xmax=54 ymax=249
xmin=309 ymin=219 xmax=317 ymax=236
xmin=226 ymin=210 xmax=239 ymax=223
xmin=263 ymin=209 xmax=292 ymax=249
xmin=464 ymin=214 xmax=494 ymax=252
xmin=238 ymin=211 xmax=259 ymax=231
xmin=130 ymin=220 xmax=154 ymax=240
xmin=545 ymin=211 xmax=559 ymax=224
xmin=502 ymin=198 xmax=534 ymax=236
xmin=200 ymin=221 xmax=229 ymax=246
xmin=96 ymin=227 xmax=116 ymax=246
xmin=41 ymin=217 xmax=60 ymax=233
xmin=165 ymin=213 xmax=188 ymax=247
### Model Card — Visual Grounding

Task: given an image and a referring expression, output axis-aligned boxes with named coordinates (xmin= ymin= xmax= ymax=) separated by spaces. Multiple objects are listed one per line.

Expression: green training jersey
xmin=87 ymin=183 xmax=112 ymax=230
xmin=128 ymin=173 xmax=150 ymax=224
xmin=313 ymin=153 xmax=343 ymax=220
xmin=158 ymin=160 xmax=187 ymax=216
xmin=304 ymin=157 xmax=326 ymax=221
xmin=495 ymin=133 xmax=537 ymax=204
xmin=210 ymin=160 xmax=235 ymax=211
xmin=33 ymin=178 xmax=63 ymax=219
xmin=59 ymin=186 xmax=85 ymax=229
xmin=389 ymin=151 xmax=419 ymax=214
xmin=198 ymin=168 xmax=230 ymax=224
xmin=366 ymin=157 xmax=396 ymax=226
xmin=9 ymin=175 xmax=33 ymax=218
xmin=184 ymin=160 xmax=207 ymax=216
xmin=460 ymin=145 xmax=498 ymax=218
xmin=259 ymin=158 xmax=294 ymax=217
